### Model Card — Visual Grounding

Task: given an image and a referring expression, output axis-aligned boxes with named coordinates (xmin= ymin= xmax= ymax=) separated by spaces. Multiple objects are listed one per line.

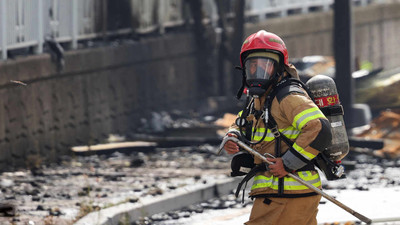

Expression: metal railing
xmin=0 ymin=0 xmax=385 ymax=60
xmin=244 ymin=0 xmax=334 ymax=19
xmin=1 ymin=0 xmax=116 ymax=59
xmin=1 ymin=0 xmax=42 ymax=59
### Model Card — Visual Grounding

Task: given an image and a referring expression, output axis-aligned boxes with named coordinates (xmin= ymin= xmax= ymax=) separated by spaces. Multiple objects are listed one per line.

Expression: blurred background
xmin=0 ymin=0 xmax=400 ymax=224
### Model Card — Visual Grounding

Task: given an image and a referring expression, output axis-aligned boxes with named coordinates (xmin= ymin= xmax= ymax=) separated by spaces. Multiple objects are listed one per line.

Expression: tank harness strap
xmin=266 ymin=78 xmax=291 ymax=196
xmin=235 ymin=163 xmax=269 ymax=203
xmin=320 ymin=105 xmax=344 ymax=116
xmin=274 ymin=132 xmax=284 ymax=195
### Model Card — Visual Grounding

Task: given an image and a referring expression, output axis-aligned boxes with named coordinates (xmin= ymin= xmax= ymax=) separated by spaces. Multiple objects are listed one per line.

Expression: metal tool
xmin=218 ymin=136 xmax=372 ymax=224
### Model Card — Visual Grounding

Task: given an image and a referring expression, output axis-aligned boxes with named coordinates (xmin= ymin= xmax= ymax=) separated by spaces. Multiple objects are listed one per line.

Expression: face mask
xmin=247 ymin=79 xmax=273 ymax=96
xmin=244 ymin=57 xmax=279 ymax=96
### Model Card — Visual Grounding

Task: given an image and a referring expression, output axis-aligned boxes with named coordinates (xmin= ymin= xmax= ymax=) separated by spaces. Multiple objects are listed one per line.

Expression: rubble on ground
xmin=0 ymin=146 xmax=231 ymax=225
xmin=1 ymin=109 xmax=399 ymax=224
xmin=356 ymin=109 xmax=400 ymax=158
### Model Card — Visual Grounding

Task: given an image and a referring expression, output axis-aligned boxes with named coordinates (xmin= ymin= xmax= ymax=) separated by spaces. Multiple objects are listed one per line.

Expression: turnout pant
xmin=245 ymin=194 xmax=321 ymax=225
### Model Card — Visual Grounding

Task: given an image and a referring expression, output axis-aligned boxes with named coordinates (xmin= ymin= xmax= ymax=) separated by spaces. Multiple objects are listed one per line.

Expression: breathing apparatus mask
xmin=244 ymin=52 xmax=281 ymax=96
xmin=233 ymin=51 xmax=283 ymax=145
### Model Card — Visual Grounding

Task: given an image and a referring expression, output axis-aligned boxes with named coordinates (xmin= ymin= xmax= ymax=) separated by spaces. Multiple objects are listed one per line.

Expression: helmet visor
xmin=245 ymin=57 xmax=278 ymax=80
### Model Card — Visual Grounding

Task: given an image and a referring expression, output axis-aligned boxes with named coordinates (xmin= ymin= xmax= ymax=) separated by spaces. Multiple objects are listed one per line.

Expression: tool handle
xmin=218 ymin=136 xmax=275 ymax=160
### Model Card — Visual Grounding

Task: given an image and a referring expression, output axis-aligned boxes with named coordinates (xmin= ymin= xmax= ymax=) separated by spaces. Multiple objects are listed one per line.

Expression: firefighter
xmin=223 ymin=30 xmax=333 ymax=225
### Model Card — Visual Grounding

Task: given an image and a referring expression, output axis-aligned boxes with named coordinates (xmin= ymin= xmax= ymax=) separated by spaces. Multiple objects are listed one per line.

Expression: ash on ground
xmin=132 ymin=151 xmax=400 ymax=225
xmin=0 ymin=144 xmax=231 ymax=225
xmin=1 ymin=110 xmax=400 ymax=225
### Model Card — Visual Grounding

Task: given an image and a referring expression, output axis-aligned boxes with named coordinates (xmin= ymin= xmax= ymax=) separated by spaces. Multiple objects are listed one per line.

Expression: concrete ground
xmin=178 ymin=187 xmax=400 ymax=225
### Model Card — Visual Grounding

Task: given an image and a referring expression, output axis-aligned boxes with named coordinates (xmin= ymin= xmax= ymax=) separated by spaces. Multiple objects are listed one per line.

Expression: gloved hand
xmin=267 ymin=158 xmax=289 ymax=178
xmin=223 ymin=133 xmax=239 ymax=154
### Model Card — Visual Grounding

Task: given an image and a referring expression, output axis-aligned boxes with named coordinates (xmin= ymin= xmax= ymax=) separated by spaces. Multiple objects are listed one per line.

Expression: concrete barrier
xmin=74 ymin=176 xmax=241 ymax=225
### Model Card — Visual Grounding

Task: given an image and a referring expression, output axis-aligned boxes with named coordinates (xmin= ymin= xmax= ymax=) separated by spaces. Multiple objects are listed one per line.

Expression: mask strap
xmin=236 ymin=66 xmax=247 ymax=99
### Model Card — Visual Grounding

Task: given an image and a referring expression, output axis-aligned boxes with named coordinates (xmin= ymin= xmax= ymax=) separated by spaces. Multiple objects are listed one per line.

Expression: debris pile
xmin=356 ymin=110 xmax=400 ymax=158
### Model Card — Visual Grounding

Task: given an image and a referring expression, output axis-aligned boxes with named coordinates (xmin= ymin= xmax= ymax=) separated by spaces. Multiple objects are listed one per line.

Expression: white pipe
xmin=36 ymin=0 xmax=43 ymax=54
xmin=71 ymin=0 xmax=77 ymax=49
xmin=1 ymin=0 xmax=8 ymax=59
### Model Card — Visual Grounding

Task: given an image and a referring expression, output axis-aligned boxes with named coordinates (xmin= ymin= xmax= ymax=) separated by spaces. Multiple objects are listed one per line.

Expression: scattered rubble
xmin=1 ymin=109 xmax=399 ymax=225
xmin=356 ymin=109 xmax=400 ymax=158
xmin=132 ymin=148 xmax=400 ymax=225
xmin=0 ymin=145 xmax=231 ymax=225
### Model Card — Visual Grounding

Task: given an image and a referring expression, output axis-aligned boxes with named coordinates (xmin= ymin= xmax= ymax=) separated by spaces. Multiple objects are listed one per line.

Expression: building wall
xmin=246 ymin=2 xmax=400 ymax=70
xmin=0 ymin=33 xmax=200 ymax=170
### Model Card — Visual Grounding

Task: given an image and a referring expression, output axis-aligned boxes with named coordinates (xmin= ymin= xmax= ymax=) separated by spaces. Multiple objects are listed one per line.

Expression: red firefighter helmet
xmin=240 ymin=30 xmax=289 ymax=68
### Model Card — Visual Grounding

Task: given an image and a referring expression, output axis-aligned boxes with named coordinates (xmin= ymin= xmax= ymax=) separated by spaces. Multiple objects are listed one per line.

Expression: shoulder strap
xmin=273 ymin=78 xmax=312 ymax=102
xmin=265 ymin=77 xmax=301 ymax=128
xmin=275 ymin=85 xmax=305 ymax=103
xmin=265 ymin=77 xmax=316 ymax=124
xmin=265 ymin=77 xmax=314 ymax=148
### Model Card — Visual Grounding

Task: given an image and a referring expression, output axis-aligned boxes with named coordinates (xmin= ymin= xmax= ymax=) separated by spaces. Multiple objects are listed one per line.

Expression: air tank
xmin=306 ymin=75 xmax=349 ymax=161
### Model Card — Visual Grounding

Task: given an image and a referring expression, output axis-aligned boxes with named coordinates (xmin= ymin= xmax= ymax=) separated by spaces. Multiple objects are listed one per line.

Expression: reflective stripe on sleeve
xmin=292 ymin=143 xmax=317 ymax=160
xmin=293 ymin=107 xmax=326 ymax=130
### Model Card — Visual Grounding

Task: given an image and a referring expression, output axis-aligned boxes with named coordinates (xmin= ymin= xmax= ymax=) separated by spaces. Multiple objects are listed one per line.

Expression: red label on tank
xmin=314 ymin=95 xmax=339 ymax=107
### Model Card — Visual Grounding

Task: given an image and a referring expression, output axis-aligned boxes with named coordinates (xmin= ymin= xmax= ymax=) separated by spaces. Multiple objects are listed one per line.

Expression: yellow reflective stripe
xmin=255 ymin=127 xmax=266 ymax=132
xmin=253 ymin=135 xmax=274 ymax=141
xmin=253 ymin=127 xmax=273 ymax=141
xmin=284 ymin=179 xmax=321 ymax=190
xmin=281 ymin=127 xmax=300 ymax=139
xmin=253 ymin=127 xmax=272 ymax=141
xmin=293 ymin=143 xmax=317 ymax=160
xmin=252 ymin=127 xmax=300 ymax=142
xmin=238 ymin=111 xmax=243 ymax=117
xmin=293 ymin=107 xmax=325 ymax=130
xmin=251 ymin=173 xmax=321 ymax=191
xmin=251 ymin=176 xmax=277 ymax=190
xmin=298 ymin=171 xmax=319 ymax=180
